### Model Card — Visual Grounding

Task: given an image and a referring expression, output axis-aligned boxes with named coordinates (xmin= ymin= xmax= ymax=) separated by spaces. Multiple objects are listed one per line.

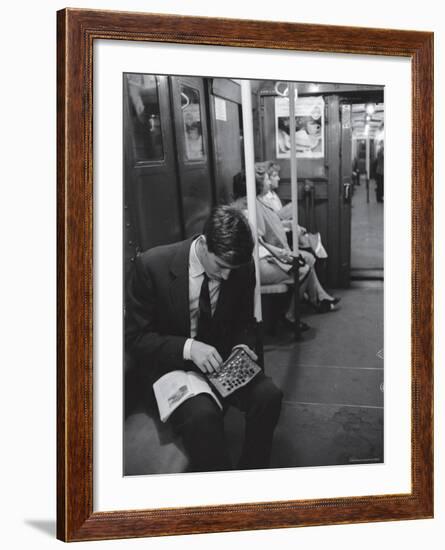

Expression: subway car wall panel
xmin=209 ymin=89 xmax=243 ymax=205
xmin=123 ymin=74 xmax=184 ymax=256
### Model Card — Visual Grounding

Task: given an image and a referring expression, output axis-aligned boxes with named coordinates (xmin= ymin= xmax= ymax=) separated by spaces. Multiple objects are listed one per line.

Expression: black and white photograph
xmin=123 ymin=74 xmax=385 ymax=476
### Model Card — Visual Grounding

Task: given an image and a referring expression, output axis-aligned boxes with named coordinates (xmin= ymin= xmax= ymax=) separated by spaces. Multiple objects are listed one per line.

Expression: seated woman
xmin=261 ymin=161 xmax=328 ymax=260
xmin=232 ymin=163 xmax=339 ymax=315
xmin=261 ymin=161 xmax=292 ymax=220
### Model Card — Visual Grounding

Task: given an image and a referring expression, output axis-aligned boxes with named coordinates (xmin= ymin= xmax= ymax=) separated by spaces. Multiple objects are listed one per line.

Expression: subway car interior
xmin=124 ymin=75 xmax=384 ymax=475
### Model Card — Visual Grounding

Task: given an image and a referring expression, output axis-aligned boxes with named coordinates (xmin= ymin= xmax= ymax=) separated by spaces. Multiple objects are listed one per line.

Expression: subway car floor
xmin=221 ymin=279 xmax=384 ymax=471
xmin=270 ymin=280 xmax=383 ymax=468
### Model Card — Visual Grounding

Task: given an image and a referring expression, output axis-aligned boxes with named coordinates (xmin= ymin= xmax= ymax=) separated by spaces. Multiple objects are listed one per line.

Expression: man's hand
xmin=232 ymin=344 xmax=258 ymax=362
xmin=190 ymin=340 xmax=223 ymax=374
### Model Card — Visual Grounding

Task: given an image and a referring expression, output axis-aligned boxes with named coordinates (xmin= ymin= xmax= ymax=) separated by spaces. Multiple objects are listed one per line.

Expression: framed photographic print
xmin=57 ymin=8 xmax=433 ymax=542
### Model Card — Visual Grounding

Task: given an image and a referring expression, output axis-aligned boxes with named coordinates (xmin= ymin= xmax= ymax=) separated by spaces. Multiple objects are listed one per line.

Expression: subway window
xmin=125 ymin=73 xmax=164 ymax=162
xmin=180 ymin=84 xmax=205 ymax=161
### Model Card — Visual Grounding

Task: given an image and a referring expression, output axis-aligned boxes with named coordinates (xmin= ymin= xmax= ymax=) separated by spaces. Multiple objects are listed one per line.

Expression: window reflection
xmin=125 ymin=74 xmax=164 ymax=162
xmin=180 ymin=85 xmax=204 ymax=161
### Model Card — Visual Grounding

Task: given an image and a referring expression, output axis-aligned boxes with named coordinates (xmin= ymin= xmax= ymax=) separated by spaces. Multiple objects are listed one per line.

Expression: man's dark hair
xmin=203 ymin=205 xmax=254 ymax=266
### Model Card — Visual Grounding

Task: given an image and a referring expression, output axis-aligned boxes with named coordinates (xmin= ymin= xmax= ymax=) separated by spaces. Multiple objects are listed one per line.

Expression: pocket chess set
xmin=207 ymin=347 xmax=261 ymax=397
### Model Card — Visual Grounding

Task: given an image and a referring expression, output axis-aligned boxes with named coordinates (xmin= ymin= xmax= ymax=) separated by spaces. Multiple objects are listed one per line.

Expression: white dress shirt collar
xmin=189 ymin=236 xmax=206 ymax=278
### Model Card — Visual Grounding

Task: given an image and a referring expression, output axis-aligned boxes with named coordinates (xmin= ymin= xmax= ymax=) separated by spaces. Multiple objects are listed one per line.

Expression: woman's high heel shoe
xmin=304 ymin=293 xmax=340 ymax=313
xmin=315 ymin=297 xmax=340 ymax=313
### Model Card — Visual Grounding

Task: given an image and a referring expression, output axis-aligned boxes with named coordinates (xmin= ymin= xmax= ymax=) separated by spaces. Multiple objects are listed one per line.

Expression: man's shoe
xmin=282 ymin=316 xmax=311 ymax=331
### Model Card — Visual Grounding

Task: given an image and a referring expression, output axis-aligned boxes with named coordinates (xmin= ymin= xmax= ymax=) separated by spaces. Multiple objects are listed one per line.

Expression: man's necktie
xmin=197 ymin=273 xmax=212 ymax=342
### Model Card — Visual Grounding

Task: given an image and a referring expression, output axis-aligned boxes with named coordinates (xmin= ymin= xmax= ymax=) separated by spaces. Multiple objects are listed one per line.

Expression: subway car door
xmin=339 ymin=103 xmax=352 ymax=287
xmin=170 ymin=77 xmax=214 ymax=237
xmin=123 ymin=73 xmax=183 ymax=262
xmin=208 ymin=78 xmax=243 ymax=205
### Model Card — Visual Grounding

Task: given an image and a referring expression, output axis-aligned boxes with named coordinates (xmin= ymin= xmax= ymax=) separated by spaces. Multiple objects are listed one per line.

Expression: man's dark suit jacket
xmin=125 ymin=237 xmax=257 ymax=385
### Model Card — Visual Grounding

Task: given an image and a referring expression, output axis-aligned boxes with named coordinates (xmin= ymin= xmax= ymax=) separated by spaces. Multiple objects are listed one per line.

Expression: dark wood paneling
xmin=278 ymin=178 xmax=329 ymax=285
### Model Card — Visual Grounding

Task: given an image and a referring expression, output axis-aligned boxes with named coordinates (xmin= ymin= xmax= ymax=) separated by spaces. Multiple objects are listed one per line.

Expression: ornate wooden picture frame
xmin=57 ymin=8 xmax=433 ymax=542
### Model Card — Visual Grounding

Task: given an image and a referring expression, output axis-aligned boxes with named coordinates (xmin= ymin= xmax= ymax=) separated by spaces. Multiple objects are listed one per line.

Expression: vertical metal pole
xmin=240 ymin=80 xmax=262 ymax=324
xmin=289 ymin=83 xmax=299 ymax=248
xmin=366 ymin=135 xmax=370 ymax=203
xmin=288 ymin=82 xmax=301 ymax=339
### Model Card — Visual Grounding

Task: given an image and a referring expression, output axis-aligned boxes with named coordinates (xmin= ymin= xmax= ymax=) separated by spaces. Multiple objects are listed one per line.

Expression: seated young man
xmin=125 ymin=205 xmax=283 ymax=472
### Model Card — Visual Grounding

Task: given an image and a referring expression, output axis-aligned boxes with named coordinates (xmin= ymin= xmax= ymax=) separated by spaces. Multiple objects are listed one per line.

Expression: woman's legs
xmin=297 ymin=250 xmax=336 ymax=305
xmin=301 ymin=268 xmax=335 ymax=304
xmin=259 ymin=257 xmax=338 ymax=323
